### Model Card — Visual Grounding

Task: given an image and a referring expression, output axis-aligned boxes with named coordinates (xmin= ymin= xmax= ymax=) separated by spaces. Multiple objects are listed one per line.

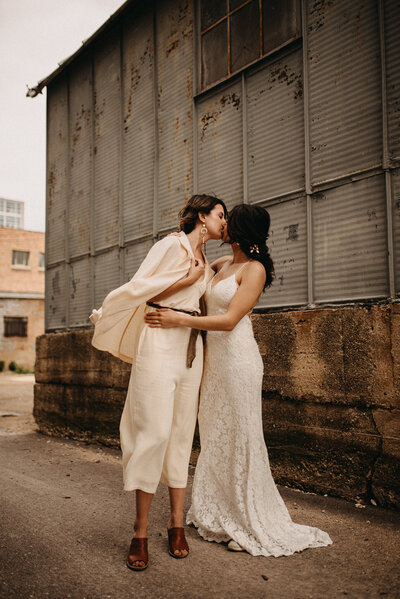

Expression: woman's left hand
xmin=144 ymin=308 xmax=181 ymax=328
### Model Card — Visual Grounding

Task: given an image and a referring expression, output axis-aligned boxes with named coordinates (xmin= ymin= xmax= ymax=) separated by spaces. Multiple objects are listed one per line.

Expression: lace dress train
xmin=186 ymin=274 xmax=332 ymax=557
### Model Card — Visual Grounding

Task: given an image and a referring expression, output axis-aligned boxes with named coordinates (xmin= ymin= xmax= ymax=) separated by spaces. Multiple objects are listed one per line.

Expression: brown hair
xmin=227 ymin=204 xmax=274 ymax=290
xmin=178 ymin=194 xmax=227 ymax=234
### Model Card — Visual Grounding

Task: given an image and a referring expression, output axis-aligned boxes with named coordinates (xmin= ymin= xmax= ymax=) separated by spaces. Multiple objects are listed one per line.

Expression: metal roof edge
xmin=26 ymin=0 xmax=136 ymax=98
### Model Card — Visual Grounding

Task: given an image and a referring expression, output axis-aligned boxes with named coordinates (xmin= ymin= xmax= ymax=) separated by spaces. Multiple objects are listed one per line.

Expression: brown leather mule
xmin=167 ymin=527 xmax=189 ymax=559
xmin=126 ymin=537 xmax=149 ymax=571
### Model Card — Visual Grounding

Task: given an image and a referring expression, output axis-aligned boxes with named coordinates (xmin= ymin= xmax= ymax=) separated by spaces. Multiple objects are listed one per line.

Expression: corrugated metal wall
xmin=156 ymin=0 xmax=194 ymax=231
xmin=46 ymin=75 xmax=68 ymax=329
xmin=45 ymin=0 xmax=400 ymax=330
xmin=385 ymin=0 xmax=400 ymax=294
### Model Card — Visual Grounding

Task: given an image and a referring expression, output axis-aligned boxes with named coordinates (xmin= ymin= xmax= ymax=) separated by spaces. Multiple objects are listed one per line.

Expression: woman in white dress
xmin=145 ymin=204 xmax=332 ymax=557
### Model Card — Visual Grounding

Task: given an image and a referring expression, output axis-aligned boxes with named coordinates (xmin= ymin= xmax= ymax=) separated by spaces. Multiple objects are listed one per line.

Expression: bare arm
xmin=149 ymin=258 xmax=205 ymax=303
xmin=145 ymin=262 xmax=266 ymax=331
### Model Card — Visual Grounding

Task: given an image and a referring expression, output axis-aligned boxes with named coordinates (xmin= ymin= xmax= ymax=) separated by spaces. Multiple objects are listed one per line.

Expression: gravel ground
xmin=0 ymin=372 xmax=399 ymax=599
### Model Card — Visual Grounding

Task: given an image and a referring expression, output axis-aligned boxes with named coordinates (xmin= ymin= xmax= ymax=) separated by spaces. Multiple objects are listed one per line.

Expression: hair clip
xmin=249 ymin=244 xmax=259 ymax=255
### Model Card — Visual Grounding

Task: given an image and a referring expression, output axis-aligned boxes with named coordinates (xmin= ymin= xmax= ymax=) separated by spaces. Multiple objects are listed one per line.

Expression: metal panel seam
xmin=152 ymin=1 xmax=159 ymax=240
xmin=90 ymin=51 xmax=96 ymax=313
xmin=66 ymin=72 xmax=71 ymax=328
xmin=242 ymin=72 xmax=248 ymax=204
xmin=301 ymin=0 xmax=313 ymax=305
xmin=119 ymin=24 xmax=125 ymax=284
xmin=193 ymin=0 xmax=200 ymax=192
xmin=45 ymin=90 xmax=50 ymax=331
xmin=379 ymin=0 xmax=395 ymax=297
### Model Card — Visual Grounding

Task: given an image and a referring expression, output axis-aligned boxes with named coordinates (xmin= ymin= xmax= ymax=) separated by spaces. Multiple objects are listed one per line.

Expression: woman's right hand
xmin=186 ymin=258 xmax=205 ymax=283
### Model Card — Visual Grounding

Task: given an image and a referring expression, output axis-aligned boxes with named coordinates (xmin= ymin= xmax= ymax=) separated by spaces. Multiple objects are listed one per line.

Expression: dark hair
xmin=227 ymin=204 xmax=274 ymax=290
xmin=178 ymin=194 xmax=228 ymax=234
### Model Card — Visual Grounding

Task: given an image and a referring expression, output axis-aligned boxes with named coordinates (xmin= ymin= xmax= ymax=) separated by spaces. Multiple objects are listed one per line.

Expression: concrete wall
xmin=34 ymin=304 xmax=400 ymax=509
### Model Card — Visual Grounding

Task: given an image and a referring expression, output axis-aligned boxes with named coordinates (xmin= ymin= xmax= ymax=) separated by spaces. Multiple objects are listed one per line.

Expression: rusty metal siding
xmin=392 ymin=169 xmax=400 ymax=293
xmin=43 ymin=0 xmax=399 ymax=329
xmin=385 ymin=0 xmax=400 ymax=163
xmin=247 ymin=49 xmax=304 ymax=203
xmin=260 ymin=197 xmax=308 ymax=307
xmin=69 ymin=258 xmax=91 ymax=326
xmin=47 ymin=76 xmax=68 ymax=266
xmin=308 ymin=0 xmax=382 ymax=184
xmin=122 ymin=10 xmax=155 ymax=243
xmin=196 ymin=79 xmax=243 ymax=262
xmin=313 ymin=175 xmax=388 ymax=302
xmin=68 ymin=59 xmax=92 ymax=259
xmin=197 ymin=80 xmax=242 ymax=206
xmin=93 ymin=30 xmax=121 ymax=252
xmin=124 ymin=239 xmax=154 ymax=281
xmin=156 ymin=0 xmax=194 ymax=231
xmin=94 ymin=249 xmax=121 ymax=307
xmin=46 ymin=265 xmax=66 ymax=329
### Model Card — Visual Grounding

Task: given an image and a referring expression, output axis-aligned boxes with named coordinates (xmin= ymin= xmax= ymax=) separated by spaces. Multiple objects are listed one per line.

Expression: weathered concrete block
xmin=34 ymin=304 xmax=400 ymax=508
xmin=372 ymin=455 xmax=400 ymax=509
xmin=373 ymin=409 xmax=400 ymax=458
xmin=34 ymin=382 xmax=125 ymax=446
xmin=342 ymin=306 xmax=395 ymax=408
xmin=35 ymin=330 xmax=131 ymax=389
xmin=253 ymin=305 xmax=398 ymax=408
xmin=262 ymin=396 xmax=381 ymax=501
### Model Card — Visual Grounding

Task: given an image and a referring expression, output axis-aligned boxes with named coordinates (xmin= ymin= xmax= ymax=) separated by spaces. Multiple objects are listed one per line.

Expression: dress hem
xmin=186 ymin=515 xmax=333 ymax=558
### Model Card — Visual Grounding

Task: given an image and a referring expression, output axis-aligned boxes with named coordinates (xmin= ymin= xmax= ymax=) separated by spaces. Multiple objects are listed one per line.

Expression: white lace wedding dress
xmin=186 ymin=269 xmax=332 ymax=557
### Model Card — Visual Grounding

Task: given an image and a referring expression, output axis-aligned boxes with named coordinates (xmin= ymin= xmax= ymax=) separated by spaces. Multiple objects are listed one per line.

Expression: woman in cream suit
xmin=90 ymin=194 xmax=226 ymax=570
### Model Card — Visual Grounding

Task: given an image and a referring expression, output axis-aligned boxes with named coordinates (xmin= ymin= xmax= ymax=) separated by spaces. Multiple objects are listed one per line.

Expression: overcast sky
xmin=0 ymin=0 xmax=124 ymax=232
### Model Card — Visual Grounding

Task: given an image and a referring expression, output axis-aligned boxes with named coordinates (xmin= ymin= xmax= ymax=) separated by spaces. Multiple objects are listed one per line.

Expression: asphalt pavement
xmin=0 ymin=372 xmax=399 ymax=599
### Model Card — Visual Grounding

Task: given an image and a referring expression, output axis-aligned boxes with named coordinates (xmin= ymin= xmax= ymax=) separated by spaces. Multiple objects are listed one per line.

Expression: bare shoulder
xmin=242 ymin=260 xmax=266 ymax=283
xmin=210 ymin=254 xmax=232 ymax=273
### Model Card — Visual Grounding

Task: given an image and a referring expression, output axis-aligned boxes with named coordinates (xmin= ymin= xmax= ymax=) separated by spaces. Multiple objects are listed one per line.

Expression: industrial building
xmin=30 ymin=0 xmax=400 ymax=507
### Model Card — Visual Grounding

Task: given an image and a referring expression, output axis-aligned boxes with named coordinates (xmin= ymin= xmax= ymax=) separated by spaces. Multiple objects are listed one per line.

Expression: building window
xmin=6 ymin=216 xmax=20 ymax=229
xmin=0 ymin=198 xmax=23 ymax=229
xmin=39 ymin=252 xmax=45 ymax=269
xmin=12 ymin=250 xmax=30 ymax=267
xmin=6 ymin=201 xmax=21 ymax=214
xmin=200 ymin=0 xmax=301 ymax=90
xmin=3 ymin=316 xmax=28 ymax=338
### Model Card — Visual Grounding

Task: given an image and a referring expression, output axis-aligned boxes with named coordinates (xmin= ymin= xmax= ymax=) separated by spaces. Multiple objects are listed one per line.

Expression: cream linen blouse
xmin=89 ymin=233 xmax=212 ymax=364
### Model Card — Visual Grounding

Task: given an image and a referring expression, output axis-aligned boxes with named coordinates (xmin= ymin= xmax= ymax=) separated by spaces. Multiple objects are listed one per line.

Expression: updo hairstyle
xmin=178 ymin=194 xmax=227 ymax=234
xmin=227 ymin=204 xmax=274 ymax=290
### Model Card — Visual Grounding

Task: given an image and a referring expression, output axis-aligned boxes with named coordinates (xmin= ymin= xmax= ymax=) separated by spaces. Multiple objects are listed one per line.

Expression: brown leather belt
xmin=146 ymin=301 xmax=200 ymax=368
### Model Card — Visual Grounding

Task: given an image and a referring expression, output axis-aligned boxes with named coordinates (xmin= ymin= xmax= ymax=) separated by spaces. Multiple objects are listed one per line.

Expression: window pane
xmin=201 ymin=20 xmax=228 ymax=88
xmin=201 ymin=0 xmax=227 ymax=30
xmin=6 ymin=201 xmax=17 ymax=213
xmin=39 ymin=252 xmax=45 ymax=268
xmin=262 ymin=0 xmax=299 ymax=55
xmin=6 ymin=216 xmax=20 ymax=229
xmin=12 ymin=250 xmax=29 ymax=266
xmin=0 ymin=216 xmax=4 ymax=227
xmin=0 ymin=199 xmax=3 ymax=211
xmin=4 ymin=316 xmax=28 ymax=337
xmin=230 ymin=0 xmax=260 ymax=73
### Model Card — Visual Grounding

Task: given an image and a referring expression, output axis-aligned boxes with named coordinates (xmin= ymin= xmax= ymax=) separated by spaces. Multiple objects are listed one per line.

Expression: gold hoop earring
xmin=200 ymin=224 xmax=208 ymax=255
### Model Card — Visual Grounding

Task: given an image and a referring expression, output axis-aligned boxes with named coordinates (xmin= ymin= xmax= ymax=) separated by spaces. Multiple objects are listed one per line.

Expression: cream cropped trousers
xmin=120 ymin=319 xmax=203 ymax=494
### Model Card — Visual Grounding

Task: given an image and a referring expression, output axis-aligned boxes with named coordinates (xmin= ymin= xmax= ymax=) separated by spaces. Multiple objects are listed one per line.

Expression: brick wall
xmin=0 ymin=228 xmax=45 ymax=294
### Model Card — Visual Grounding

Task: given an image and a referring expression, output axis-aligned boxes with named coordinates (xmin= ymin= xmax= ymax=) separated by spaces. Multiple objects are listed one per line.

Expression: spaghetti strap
xmin=235 ymin=261 xmax=251 ymax=275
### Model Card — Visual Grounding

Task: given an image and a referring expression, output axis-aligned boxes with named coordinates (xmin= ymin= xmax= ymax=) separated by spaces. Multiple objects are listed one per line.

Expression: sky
xmin=0 ymin=0 xmax=125 ymax=233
